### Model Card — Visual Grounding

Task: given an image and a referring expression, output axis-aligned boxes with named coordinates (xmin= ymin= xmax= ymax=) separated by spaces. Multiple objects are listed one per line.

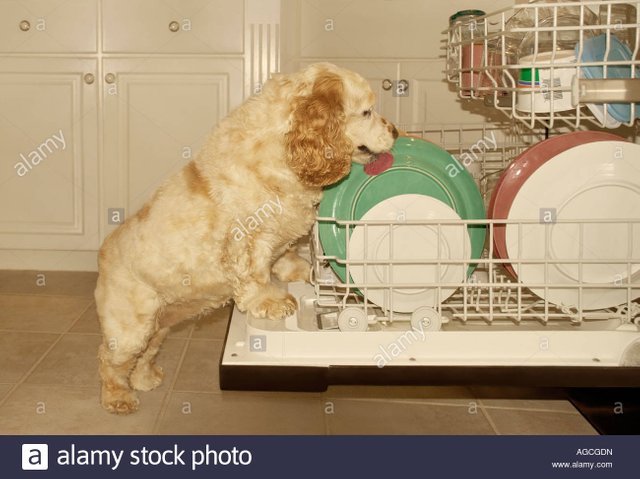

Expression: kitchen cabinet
xmin=0 ymin=0 xmax=245 ymax=270
xmin=101 ymin=58 xmax=242 ymax=232
xmin=0 ymin=57 xmax=99 ymax=255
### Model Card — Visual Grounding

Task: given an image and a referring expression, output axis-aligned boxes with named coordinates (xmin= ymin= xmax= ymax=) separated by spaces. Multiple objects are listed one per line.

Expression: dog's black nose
xmin=358 ymin=145 xmax=372 ymax=154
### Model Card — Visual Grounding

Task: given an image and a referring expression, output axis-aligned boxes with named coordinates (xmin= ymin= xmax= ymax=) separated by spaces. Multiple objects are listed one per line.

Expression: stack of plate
xmin=318 ymin=137 xmax=486 ymax=313
xmin=489 ymin=132 xmax=640 ymax=310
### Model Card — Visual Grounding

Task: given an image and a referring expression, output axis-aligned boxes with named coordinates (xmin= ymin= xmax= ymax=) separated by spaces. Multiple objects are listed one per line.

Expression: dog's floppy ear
xmin=285 ymin=71 xmax=353 ymax=188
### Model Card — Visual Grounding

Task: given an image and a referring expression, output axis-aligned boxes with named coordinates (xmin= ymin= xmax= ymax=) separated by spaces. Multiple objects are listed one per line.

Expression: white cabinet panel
xmin=101 ymin=58 xmax=243 ymax=238
xmin=295 ymin=0 xmax=433 ymax=58
xmin=0 ymin=58 xmax=99 ymax=250
xmin=0 ymin=0 xmax=97 ymax=53
xmin=102 ymin=0 xmax=244 ymax=53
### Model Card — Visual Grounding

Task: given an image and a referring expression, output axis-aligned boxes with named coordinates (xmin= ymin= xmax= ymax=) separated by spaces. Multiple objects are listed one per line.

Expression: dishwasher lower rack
xmin=219 ymin=218 xmax=640 ymax=391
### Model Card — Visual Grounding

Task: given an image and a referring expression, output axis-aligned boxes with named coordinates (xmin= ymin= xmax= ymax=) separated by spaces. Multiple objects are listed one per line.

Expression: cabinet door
xmin=0 ymin=0 xmax=97 ymax=53
xmin=0 ymin=58 xmax=99 ymax=251
xmin=101 ymin=58 xmax=243 ymax=239
xmin=102 ymin=0 xmax=243 ymax=54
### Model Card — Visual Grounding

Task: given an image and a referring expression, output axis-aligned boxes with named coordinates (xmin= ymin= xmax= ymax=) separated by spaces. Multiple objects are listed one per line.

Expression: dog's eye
xmin=362 ymin=109 xmax=372 ymax=118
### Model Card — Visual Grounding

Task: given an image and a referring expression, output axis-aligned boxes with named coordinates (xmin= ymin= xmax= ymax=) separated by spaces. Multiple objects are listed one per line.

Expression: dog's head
xmin=284 ymin=63 xmax=398 ymax=188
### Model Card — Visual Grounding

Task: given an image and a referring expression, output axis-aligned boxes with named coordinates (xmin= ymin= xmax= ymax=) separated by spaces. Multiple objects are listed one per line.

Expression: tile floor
xmin=0 ymin=270 xmax=597 ymax=435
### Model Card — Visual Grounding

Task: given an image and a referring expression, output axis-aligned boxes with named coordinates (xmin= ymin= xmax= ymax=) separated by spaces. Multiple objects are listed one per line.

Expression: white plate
xmin=505 ymin=141 xmax=640 ymax=310
xmin=348 ymin=194 xmax=471 ymax=313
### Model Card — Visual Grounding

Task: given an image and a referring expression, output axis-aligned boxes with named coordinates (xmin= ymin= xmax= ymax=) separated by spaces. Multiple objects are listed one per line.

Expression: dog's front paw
xmin=249 ymin=291 xmax=297 ymax=320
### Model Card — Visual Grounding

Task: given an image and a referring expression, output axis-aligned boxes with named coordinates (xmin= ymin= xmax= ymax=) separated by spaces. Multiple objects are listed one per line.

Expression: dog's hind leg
xmin=128 ymin=299 xmax=218 ymax=392
xmin=96 ymin=281 xmax=160 ymax=415
xmin=98 ymin=345 xmax=142 ymax=415
xmin=129 ymin=326 xmax=170 ymax=392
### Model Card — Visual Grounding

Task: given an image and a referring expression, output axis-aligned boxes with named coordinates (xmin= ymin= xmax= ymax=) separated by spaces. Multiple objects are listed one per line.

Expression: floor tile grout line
xmin=477 ymin=397 xmax=582 ymax=414
xmin=321 ymin=397 xmax=478 ymax=408
xmin=0 ymin=292 xmax=97 ymax=299
xmin=165 ymin=389 xmax=485 ymax=409
xmin=0 ymin=301 xmax=94 ymax=410
xmin=151 ymin=325 xmax=196 ymax=433
xmin=478 ymin=403 xmax=502 ymax=435
xmin=477 ymin=404 xmax=581 ymax=415
xmin=478 ymin=401 xmax=596 ymax=435
xmin=0 ymin=329 xmax=102 ymax=335
xmin=186 ymin=337 xmax=225 ymax=342
xmin=0 ymin=383 xmax=99 ymax=390
xmin=167 ymin=388 xmax=324 ymax=398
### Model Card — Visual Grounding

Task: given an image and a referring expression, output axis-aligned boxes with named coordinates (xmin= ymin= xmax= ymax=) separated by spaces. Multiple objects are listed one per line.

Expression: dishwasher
xmin=220 ymin=0 xmax=640 ymax=391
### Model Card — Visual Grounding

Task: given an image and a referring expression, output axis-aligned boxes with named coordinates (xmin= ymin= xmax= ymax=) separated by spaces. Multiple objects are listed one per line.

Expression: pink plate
xmin=489 ymin=131 xmax=624 ymax=278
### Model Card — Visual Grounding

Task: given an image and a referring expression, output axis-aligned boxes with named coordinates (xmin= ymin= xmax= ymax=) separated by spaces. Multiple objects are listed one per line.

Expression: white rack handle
xmin=572 ymin=77 xmax=640 ymax=105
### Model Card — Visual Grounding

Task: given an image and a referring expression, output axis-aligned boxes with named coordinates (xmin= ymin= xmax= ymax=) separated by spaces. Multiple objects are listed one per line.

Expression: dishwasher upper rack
xmin=444 ymin=0 xmax=640 ymax=129
xmin=310 ymin=216 xmax=640 ymax=332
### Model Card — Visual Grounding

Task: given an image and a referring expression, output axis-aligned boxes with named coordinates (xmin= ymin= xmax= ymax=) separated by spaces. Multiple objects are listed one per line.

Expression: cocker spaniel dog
xmin=95 ymin=62 xmax=398 ymax=414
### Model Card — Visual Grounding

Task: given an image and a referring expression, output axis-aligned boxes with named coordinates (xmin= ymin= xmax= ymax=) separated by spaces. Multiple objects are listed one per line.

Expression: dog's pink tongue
xmin=364 ymin=152 xmax=394 ymax=176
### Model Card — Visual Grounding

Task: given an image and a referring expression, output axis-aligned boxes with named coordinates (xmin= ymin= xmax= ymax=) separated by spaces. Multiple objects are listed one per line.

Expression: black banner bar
xmin=5 ymin=435 xmax=638 ymax=478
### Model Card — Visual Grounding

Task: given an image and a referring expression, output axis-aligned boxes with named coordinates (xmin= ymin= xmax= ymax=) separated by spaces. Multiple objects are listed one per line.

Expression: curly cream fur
xmin=94 ymin=63 xmax=397 ymax=414
xmin=285 ymin=71 xmax=353 ymax=187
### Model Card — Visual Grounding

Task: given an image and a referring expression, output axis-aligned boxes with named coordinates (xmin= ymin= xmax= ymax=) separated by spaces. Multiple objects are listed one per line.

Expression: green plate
xmin=318 ymin=137 xmax=486 ymax=282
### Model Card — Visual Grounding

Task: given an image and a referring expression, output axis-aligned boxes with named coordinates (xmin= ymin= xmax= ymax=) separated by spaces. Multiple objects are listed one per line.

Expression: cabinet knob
xmin=19 ymin=20 xmax=30 ymax=32
xmin=104 ymin=73 xmax=116 ymax=84
xmin=168 ymin=21 xmax=180 ymax=32
xmin=382 ymin=79 xmax=393 ymax=91
xmin=84 ymin=73 xmax=95 ymax=85
xmin=398 ymin=79 xmax=409 ymax=93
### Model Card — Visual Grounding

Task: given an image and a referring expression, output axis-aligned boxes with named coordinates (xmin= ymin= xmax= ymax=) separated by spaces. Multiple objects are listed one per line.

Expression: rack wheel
xmin=338 ymin=307 xmax=368 ymax=332
xmin=410 ymin=306 xmax=442 ymax=332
